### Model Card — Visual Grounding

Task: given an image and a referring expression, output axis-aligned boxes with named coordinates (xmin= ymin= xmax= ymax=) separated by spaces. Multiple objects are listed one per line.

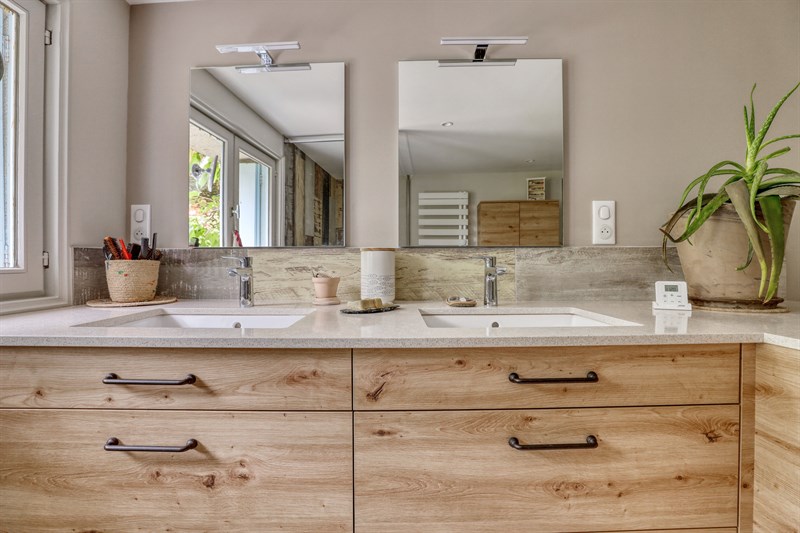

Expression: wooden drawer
xmin=354 ymin=344 xmax=739 ymax=410
xmin=0 ymin=409 xmax=353 ymax=532
xmin=355 ymin=406 xmax=740 ymax=532
xmin=0 ymin=347 xmax=352 ymax=410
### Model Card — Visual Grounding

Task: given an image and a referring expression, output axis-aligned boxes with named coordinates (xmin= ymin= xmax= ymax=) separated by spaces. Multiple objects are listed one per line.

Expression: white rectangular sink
xmin=420 ymin=308 xmax=640 ymax=329
xmin=76 ymin=309 xmax=310 ymax=329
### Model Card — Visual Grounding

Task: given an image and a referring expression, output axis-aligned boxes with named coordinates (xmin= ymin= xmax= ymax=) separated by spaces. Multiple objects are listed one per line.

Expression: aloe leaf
xmin=759 ymin=178 xmax=800 ymax=192
xmin=744 ymin=106 xmax=753 ymax=147
xmin=664 ymin=191 xmax=730 ymax=243
xmin=757 ymin=185 xmax=800 ymax=198
xmin=758 ymin=196 xmax=786 ymax=302
xmin=748 ymin=81 xmax=800 ymax=166
xmin=726 ymin=180 xmax=769 ymax=297
xmin=694 ymin=162 xmax=744 ymax=216
xmin=749 ymin=84 xmax=756 ymax=142
xmin=660 ymin=193 xmax=718 ymax=269
xmin=749 ymin=160 xmax=770 ymax=233
xmin=759 ymin=134 xmax=800 ymax=153
xmin=762 ymin=170 xmax=800 ymax=182
xmin=764 ymin=167 xmax=799 ymax=175
xmin=737 ymin=242 xmax=755 ymax=271
xmin=661 ymin=194 xmax=718 ymax=240
xmin=674 ymin=164 xmax=742 ymax=212
xmin=759 ymin=146 xmax=791 ymax=162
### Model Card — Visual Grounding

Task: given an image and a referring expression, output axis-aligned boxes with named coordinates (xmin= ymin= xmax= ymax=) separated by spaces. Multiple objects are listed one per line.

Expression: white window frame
xmin=0 ymin=0 xmax=69 ymax=314
xmin=189 ymin=106 xmax=283 ymax=248
xmin=189 ymin=107 xmax=233 ymax=246
xmin=1 ymin=0 xmax=44 ymax=293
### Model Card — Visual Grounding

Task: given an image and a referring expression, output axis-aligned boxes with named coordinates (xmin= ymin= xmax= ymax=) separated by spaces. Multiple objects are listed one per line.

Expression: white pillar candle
xmin=360 ymin=248 xmax=396 ymax=304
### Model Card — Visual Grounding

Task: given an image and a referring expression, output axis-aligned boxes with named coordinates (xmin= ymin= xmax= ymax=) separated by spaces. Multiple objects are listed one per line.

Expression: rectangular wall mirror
xmin=189 ymin=62 xmax=345 ymax=247
xmin=398 ymin=59 xmax=563 ymax=247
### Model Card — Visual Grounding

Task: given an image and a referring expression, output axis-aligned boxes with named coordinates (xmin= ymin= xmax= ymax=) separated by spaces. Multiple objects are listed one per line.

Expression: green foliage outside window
xmin=188 ymin=150 xmax=222 ymax=247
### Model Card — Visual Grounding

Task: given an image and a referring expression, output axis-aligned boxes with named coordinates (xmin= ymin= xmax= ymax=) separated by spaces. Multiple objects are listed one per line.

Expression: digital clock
xmin=653 ymin=281 xmax=692 ymax=311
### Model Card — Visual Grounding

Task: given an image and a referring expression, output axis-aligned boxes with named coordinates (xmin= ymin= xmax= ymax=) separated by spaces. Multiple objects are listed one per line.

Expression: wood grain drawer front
xmin=0 ymin=409 xmax=353 ymax=532
xmin=0 ymin=347 xmax=352 ymax=410
xmin=354 ymin=344 xmax=740 ymax=410
xmin=355 ymin=406 xmax=740 ymax=532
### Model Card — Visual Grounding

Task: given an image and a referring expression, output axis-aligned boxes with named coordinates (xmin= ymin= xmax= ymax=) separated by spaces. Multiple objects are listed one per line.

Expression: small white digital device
xmin=653 ymin=281 xmax=692 ymax=311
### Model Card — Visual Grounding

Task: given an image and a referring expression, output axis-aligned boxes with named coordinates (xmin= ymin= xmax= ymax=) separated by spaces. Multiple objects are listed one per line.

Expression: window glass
xmin=0 ymin=0 xmax=45 ymax=300
xmin=1 ymin=3 xmax=19 ymax=268
xmin=188 ymin=121 xmax=224 ymax=247
xmin=237 ymin=147 xmax=274 ymax=247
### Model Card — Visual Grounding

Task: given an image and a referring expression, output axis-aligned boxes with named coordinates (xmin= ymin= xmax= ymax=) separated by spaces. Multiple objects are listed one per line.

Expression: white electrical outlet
xmin=130 ymin=204 xmax=151 ymax=243
xmin=592 ymin=200 xmax=616 ymax=244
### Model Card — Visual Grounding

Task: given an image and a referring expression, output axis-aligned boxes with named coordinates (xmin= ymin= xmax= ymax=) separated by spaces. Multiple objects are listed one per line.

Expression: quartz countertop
xmin=0 ymin=299 xmax=798 ymax=350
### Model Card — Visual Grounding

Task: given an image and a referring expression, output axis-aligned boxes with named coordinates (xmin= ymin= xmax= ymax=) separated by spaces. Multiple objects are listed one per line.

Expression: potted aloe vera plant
xmin=661 ymin=82 xmax=800 ymax=311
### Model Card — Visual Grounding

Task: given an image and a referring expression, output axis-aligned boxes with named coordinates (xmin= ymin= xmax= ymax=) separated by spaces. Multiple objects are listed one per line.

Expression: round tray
xmin=340 ymin=304 xmax=399 ymax=315
xmin=86 ymin=295 xmax=177 ymax=308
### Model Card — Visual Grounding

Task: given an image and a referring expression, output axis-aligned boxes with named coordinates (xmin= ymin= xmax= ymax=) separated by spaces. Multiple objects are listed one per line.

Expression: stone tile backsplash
xmin=516 ymin=247 xmax=684 ymax=301
xmin=73 ymin=246 xmax=683 ymax=305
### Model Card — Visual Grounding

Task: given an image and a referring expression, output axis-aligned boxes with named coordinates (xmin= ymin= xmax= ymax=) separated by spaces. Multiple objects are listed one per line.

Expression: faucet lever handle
xmin=222 ymin=255 xmax=252 ymax=268
xmin=496 ymin=266 xmax=508 ymax=275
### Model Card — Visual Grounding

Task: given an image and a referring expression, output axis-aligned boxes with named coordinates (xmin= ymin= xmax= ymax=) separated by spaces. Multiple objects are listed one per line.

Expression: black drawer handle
xmin=509 ymin=435 xmax=598 ymax=450
xmin=104 ymin=437 xmax=198 ymax=453
xmin=103 ymin=373 xmax=197 ymax=386
xmin=508 ymin=371 xmax=598 ymax=384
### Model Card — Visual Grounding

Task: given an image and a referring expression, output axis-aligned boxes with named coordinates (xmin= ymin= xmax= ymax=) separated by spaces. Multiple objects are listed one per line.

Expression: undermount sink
xmin=420 ymin=308 xmax=640 ymax=329
xmin=77 ymin=309 xmax=310 ymax=329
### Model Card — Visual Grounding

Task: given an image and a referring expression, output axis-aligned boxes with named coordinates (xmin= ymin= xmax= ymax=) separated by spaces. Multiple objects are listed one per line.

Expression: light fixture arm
xmin=215 ymin=41 xmax=311 ymax=73
xmin=256 ymin=51 xmax=274 ymax=67
xmin=439 ymin=36 xmax=528 ymax=66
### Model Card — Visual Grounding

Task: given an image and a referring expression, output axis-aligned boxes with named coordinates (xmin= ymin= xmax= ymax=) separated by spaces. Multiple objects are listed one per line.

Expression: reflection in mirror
xmin=189 ymin=62 xmax=345 ymax=247
xmin=398 ymin=59 xmax=563 ymax=247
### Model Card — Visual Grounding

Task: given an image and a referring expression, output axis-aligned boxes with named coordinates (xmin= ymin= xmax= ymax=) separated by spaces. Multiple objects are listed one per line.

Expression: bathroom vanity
xmin=0 ymin=301 xmax=797 ymax=532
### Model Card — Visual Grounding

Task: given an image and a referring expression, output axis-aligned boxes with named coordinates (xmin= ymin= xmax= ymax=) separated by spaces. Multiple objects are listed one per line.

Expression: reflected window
xmin=188 ymin=108 xmax=282 ymax=247
xmin=188 ymin=120 xmax=223 ymax=247
xmin=236 ymin=144 xmax=276 ymax=247
xmin=189 ymin=62 xmax=345 ymax=247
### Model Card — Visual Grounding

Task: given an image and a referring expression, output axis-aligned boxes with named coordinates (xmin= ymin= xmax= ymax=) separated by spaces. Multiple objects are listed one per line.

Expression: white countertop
xmin=1 ymin=299 xmax=798 ymax=350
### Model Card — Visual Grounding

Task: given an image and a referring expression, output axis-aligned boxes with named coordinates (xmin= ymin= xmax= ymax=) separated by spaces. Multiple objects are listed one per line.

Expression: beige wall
xmin=124 ymin=0 xmax=800 ymax=297
xmin=66 ymin=0 xmax=129 ymax=246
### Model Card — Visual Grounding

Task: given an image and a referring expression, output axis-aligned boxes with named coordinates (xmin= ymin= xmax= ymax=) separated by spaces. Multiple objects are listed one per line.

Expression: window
xmin=189 ymin=108 xmax=280 ymax=247
xmin=235 ymin=138 xmax=277 ymax=247
xmin=0 ymin=0 xmax=45 ymax=299
xmin=1 ymin=2 xmax=19 ymax=267
xmin=188 ymin=119 xmax=225 ymax=247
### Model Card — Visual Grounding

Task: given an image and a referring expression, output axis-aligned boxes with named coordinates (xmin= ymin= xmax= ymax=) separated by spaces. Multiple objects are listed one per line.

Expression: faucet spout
xmin=482 ymin=256 xmax=507 ymax=307
xmin=223 ymin=256 xmax=254 ymax=308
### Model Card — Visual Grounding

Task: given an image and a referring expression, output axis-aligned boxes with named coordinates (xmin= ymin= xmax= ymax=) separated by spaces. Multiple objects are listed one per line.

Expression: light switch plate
xmin=592 ymin=200 xmax=615 ymax=244
xmin=130 ymin=204 xmax=151 ymax=243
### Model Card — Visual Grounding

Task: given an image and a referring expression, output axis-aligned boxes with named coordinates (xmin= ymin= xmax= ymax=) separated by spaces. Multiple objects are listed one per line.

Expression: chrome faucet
xmin=483 ymin=256 xmax=507 ymax=307
xmin=223 ymin=255 xmax=254 ymax=308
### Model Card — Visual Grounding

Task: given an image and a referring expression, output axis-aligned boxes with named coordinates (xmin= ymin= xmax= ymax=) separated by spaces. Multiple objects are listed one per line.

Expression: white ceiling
xmin=399 ymin=59 xmax=563 ymax=176
xmin=203 ymin=63 xmax=345 ymax=178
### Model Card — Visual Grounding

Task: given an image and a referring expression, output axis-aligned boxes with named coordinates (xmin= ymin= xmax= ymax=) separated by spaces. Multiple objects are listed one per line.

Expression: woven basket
xmin=105 ymin=260 xmax=160 ymax=303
